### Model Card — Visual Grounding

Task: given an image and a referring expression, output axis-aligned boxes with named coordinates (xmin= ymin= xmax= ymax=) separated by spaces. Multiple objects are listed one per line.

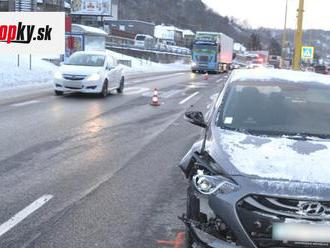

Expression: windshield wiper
xmin=221 ymin=126 xmax=330 ymax=140
xmin=280 ymin=132 xmax=330 ymax=141
xmin=221 ymin=125 xmax=252 ymax=135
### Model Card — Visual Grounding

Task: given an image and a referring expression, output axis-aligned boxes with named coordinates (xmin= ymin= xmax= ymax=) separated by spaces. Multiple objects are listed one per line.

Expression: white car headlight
xmin=54 ymin=71 xmax=63 ymax=79
xmin=191 ymin=62 xmax=197 ymax=67
xmin=193 ymin=171 xmax=239 ymax=195
xmin=86 ymin=73 xmax=101 ymax=81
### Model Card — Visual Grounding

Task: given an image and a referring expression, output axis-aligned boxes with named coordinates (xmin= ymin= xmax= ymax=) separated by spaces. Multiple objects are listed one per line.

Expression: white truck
xmin=191 ymin=31 xmax=234 ymax=73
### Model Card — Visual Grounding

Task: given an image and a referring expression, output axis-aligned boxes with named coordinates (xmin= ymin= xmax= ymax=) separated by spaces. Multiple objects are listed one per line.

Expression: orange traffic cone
xmin=150 ymin=88 xmax=160 ymax=106
xmin=204 ymin=72 xmax=209 ymax=80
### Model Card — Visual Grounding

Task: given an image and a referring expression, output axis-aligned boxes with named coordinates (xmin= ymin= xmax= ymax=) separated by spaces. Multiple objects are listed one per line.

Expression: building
xmin=182 ymin=29 xmax=195 ymax=49
xmin=105 ymin=20 xmax=155 ymax=37
xmin=0 ymin=0 xmax=13 ymax=11
xmin=0 ymin=0 xmax=67 ymax=11
xmin=234 ymin=43 xmax=247 ymax=54
xmin=71 ymin=0 xmax=118 ymax=27
xmin=154 ymin=25 xmax=184 ymax=46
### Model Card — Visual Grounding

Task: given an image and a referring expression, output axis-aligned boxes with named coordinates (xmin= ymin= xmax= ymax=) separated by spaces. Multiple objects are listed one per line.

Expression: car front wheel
xmin=55 ymin=90 xmax=63 ymax=96
xmin=117 ymin=76 xmax=124 ymax=94
xmin=100 ymin=81 xmax=108 ymax=98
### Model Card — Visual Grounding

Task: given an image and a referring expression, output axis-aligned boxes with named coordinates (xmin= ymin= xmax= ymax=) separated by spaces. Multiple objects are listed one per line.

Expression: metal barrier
xmin=117 ymin=59 xmax=132 ymax=67
xmin=106 ymin=35 xmax=191 ymax=56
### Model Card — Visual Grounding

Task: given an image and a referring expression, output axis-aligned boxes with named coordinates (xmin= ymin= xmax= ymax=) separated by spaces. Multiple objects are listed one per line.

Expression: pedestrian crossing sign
xmin=301 ymin=46 xmax=314 ymax=60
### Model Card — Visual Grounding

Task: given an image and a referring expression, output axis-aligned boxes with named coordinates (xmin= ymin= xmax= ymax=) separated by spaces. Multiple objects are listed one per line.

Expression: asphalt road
xmin=0 ymin=71 xmax=228 ymax=248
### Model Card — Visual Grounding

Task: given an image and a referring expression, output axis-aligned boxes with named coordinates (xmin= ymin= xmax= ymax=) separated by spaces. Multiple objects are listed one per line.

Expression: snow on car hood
xmin=214 ymin=128 xmax=330 ymax=184
xmin=59 ymin=65 xmax=102 ymax=76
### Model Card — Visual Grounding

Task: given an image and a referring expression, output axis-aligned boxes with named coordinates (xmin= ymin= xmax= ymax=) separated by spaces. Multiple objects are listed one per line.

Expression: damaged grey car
xmin=180 ymin=69 xmax=330 ymax=248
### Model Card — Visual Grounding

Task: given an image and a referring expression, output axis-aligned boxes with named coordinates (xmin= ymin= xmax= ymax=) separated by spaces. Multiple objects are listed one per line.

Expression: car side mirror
xmin=184 ymin=111 xmax=207 ymax=128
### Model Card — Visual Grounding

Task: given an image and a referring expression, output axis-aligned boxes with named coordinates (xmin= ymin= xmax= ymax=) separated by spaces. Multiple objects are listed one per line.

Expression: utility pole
xmin=281 ymin=0 xmax=288 ymax=61
xmin=293 ymin=0 xmax=305 ymax=70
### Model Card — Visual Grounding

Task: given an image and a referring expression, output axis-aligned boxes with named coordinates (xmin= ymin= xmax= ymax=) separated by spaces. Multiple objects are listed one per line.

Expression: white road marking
xmin=162 ymin=89 xmax=183 ymax=98
xmin=216 ymin=78 xmax=223 ymax=83
xmin=11 ymin=100 xmax=40 ymax=107
xmin=148 ymin=72 xmax=184 ymax=81
xmin=127 ymin=73 xmax=186 ymax=86
xmin=124 ymin=87 xmax=150 ymax=95
xmin=188 ymin=81 xmax=209 ymax=87
xmin=179 ymin=92 xmax=199 ymax=105
xmin=131 ymin=80 xmax=143 ymax=84
xmin=0 ymin=195 xmax=53 ymax=237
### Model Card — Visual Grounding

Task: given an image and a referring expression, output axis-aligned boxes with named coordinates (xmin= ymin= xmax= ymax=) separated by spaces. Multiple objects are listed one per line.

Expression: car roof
xmin=230 ymin=68 xmax=330 ymax=86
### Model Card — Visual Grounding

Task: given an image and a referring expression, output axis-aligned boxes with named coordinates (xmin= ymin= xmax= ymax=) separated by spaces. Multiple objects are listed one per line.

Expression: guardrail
xmin=106 ymin=35 xmax=191 ymax=56
xmin=117 ymin=59 xmax=132 ymax=67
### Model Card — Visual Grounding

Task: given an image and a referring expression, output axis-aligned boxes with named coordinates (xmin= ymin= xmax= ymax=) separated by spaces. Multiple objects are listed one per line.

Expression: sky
xmin=202 ymin=0 xmax=330 ymax=30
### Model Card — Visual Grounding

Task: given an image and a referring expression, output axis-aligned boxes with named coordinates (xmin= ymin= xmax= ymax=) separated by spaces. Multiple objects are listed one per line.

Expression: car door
xmin=106 ymin=55 xmax=117 ymax=88
xmin=111 ymin=56 xmax=120 ymax=86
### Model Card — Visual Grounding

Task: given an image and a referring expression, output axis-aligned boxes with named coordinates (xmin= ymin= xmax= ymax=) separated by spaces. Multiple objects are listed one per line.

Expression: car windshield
xmin=219 ymin=81 xmax=330 ymax=138
xmin=65 ymin=53 xmax=105 ymax=67
xmin=135 ymin=35 xmax=146 ymax=41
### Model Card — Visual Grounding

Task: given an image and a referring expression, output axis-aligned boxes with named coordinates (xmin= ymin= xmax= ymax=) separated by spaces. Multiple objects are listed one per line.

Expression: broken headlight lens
xmin=193 ymin=171 xmax=239 ymax=195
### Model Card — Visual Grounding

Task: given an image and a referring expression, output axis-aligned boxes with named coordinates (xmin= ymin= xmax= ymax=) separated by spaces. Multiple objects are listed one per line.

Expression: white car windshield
xmin=65 ymin=54 xmax=105 ymax=67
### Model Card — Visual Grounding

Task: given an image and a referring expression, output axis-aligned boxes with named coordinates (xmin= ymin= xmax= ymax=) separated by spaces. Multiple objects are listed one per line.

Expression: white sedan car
xmin=54 ymin=51 xmax=125 ymax=97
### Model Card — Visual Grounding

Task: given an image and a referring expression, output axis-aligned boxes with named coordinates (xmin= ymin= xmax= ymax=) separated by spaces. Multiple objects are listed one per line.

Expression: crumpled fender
xmin=179 ymin=140 xmax=203 ymax=177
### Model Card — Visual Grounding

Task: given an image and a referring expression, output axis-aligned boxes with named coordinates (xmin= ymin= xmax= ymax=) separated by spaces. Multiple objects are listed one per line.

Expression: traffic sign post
xmin=301 ymin=46 xmax=314 ymax=60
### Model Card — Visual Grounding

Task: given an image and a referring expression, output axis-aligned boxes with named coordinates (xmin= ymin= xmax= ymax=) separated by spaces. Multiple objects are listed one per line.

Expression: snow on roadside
xmin=0 ymin=51 xmax=190 ymax=91
xmin=0 ymin=54 xmax=56 ymax=91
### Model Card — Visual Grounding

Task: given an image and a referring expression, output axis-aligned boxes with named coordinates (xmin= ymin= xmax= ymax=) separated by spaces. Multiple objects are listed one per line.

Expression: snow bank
xmin=0 ymin=51 xmax=189 ymax=91
xmin=0 ymin=54 xmax=57 ymax=91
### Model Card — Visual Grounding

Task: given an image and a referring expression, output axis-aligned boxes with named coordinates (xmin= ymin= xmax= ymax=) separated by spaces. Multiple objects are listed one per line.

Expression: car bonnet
xmin=208 ymin=127 xmax=330 ymax=186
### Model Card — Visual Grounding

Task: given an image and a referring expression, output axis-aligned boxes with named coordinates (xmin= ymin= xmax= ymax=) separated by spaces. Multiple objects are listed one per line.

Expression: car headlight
xmin=86 ymin=73 xmax=101 ymax=81
xmin=193 ymin=170 xmax=239 ymax=195
xmin=54 ymin=71 xmax=63 ymax=79
xmin=191 ymin=62 xmax=197 ymax=67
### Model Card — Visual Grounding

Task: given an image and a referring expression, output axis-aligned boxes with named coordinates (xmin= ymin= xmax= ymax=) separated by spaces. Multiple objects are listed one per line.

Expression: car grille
xmin=237 ymin=195 xmax=330 ymax=248
xmin=198 ymin=56 xmax=209 ymax=62
xmin=63 ymin=81 xmax=83 ymax=89
xmin=63 ymin=74 xmax=86 ymax=81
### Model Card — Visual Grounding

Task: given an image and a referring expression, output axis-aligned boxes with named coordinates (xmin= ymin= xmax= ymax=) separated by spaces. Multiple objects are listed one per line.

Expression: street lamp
xmin=293 ymin=0 xmax=305 ymax=70
xmin=281 ymin=0 xmax=288 ymax=61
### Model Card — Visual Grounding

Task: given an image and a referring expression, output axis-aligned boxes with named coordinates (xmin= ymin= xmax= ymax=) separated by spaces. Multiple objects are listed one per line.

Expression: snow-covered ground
xmin=0 ymin=55 xmax=57 ymax=91
xmin=0 ymin=52 xmax=190 ymax=91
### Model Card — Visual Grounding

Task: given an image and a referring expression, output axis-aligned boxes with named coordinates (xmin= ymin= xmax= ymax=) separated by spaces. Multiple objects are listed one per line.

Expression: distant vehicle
xmin=180 ymin=69 xmax=330 ymax=248
xmin=247 ymin=63 xmax=264 ymax=69
xmin=314 ymin=65 xmax=329 ymax=74
xmin=134 ymin=34 xmax=154 ymax=49
xmin=305 ymin=66 xmax=315 ymax=72
xmin=230 ymin=63 xmax=241 ymax=70
xmin=191 ymin=31 xmax=234 ymax=73
xmin=250 ymin=51 xmax=269 ymax=65
xmin=54 ymin=51 xmax=125 ymax=97
xmin=268 ymin=55 xmax=282 ymax=69
xmin=265 ymin=64 xmax=275 ymax=69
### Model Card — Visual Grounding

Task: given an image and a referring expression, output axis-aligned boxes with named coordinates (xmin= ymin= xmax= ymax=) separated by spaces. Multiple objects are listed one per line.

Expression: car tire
xmin=55 ymin=90 xmax=63 ymax=96
xmin=192 ymin=70 xmax=196 ymax=73
xmin=186 ymin=185 xmax=199 ymax=248
xmin=100 ymin=81 xmax=108 ymax=98
xmin=117 ymin=76 xmax=124 ymax=94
